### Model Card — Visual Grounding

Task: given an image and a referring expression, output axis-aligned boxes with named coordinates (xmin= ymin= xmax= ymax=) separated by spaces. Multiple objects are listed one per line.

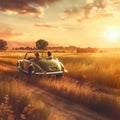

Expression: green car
xmin=17 ymin=51 xmax=67 ymax=77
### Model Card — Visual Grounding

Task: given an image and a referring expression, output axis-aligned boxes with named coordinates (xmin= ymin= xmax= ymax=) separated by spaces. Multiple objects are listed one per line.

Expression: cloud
xmin=0 ymin=23 xmax=23 ymax=39
xmin=0 ymin=0 xmax=59 ymax=18
xmin=8 ymin=41 xmax=35 ymax=48
xmin=62 ymin=0 xmax=119 ymax=20
xmin=93 ymin=0 xmax=106 ymax=9
xmin=34 ymin=23 xmax=58 ymax=28
xmin=61 ymin=6 xmax=82 ymax=20
xmin=113 ymin=1 xmax=120 ymax=6
xmin=34 ymin=23 xmax=82 ymax=30
xmin=64 ymin=7 xmax=81 ymax=16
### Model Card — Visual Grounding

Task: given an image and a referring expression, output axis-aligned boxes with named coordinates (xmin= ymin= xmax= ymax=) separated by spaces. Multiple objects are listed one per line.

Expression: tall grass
xmin=0 ymin=79 xmax=45 ymax=119
xmin=0 ymin=72 xmax=64 ymax=120
xmin=33 ymin=77 xmax=120 ymax=119
xmin=59 ymin=53 xmax=120 ymax=88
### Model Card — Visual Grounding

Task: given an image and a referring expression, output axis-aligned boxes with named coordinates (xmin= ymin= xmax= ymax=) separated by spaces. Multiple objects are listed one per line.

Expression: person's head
xmin=35 ymin=52 xmax=39 ymax=57
xmin=47 ymin=51 xmax=52 ymax=57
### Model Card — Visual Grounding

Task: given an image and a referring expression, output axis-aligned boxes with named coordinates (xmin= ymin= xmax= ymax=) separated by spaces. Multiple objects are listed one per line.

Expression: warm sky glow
xmin=1 ymin=0 xmax=120 ymax=48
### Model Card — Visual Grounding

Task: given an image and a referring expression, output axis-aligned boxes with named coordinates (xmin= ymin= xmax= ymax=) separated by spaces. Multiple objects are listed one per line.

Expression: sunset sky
xmin=1 ymin=0 xmax=120 ymax=48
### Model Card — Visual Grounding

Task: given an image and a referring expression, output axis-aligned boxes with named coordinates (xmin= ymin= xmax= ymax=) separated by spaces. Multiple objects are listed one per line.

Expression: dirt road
xmin=27 ymin=84 xmax=109 ymax=120
xmin=0 ymin=63 xmax=109 ymax=120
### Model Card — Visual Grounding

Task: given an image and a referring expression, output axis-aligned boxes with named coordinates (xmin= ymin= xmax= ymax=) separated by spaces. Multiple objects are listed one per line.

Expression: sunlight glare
xmin=105 ymin=27 xmax=120 ymax=42
xmin=19 ymin=53 xmax=22 ymax=56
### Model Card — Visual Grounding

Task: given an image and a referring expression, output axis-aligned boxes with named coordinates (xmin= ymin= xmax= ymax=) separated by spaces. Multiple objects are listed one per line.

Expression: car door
xmin=22 ymin=59 xmax=31 ymax=71
xmin=22 ymin=52 xmax=32 ymax=72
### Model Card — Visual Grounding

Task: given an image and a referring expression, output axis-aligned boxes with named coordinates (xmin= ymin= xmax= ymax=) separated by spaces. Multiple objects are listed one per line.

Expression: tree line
xmin=0 ymin=39 xmax=7 ymax=51
xmin=0 ymin=39 xmax=49 ymax=51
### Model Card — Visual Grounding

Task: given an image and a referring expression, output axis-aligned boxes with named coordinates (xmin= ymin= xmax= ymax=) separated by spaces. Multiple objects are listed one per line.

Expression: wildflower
xmin=0 ymin=95 xmax=13 ymax=120
xmin=4 ymin=94 xmax=9 ymax=104
xmin=21 ymin=104 xmax=34 ymax=120
xmin=82 ymin=74 xmax=88 ymax=79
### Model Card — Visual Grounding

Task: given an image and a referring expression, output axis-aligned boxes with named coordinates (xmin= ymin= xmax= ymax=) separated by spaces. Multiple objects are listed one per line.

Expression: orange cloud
xmin=8 ymin=41 xmax=35 ymax=47
xmin=0 ymin=24 xmax=23 ymax=39
xmin=34 ymin=23 xmax=82 ymax=30
xmin=34 ymin=23 xmax=58 ymax=28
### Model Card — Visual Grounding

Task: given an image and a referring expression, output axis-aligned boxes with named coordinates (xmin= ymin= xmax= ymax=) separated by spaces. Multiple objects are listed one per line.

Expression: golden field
xmin=0 ymin=51 xmax=120 ymax=119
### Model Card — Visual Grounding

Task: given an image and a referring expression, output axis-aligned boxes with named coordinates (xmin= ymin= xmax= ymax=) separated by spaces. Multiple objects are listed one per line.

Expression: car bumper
xmin=35 ymin=70 xmax=67 ymax=75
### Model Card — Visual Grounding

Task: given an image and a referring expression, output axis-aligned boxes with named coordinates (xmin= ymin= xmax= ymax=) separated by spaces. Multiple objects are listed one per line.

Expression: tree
xmin=0 ymin=39 xmax=7 ymax=51
xmin=36 ymin=39 xmax=48 ymax=50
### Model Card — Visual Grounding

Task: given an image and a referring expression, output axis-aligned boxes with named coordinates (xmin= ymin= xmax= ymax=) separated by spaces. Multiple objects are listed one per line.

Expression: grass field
xmin=1 ymin=51 xmax=120 ymax=88
xmin=0 ymin=74 xmax=50 ymax=120
xmin=56 ymin=52 xmax=120 ymax=88
xmin=0 ymin=51 xmax=120 ymax=119
xmin=0 ymin=63 xmax=65 ymax=120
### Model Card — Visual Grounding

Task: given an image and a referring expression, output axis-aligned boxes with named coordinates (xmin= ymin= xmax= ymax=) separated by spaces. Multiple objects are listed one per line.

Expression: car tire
xmin=56 ymin=74 xmax=63 ymax=79
xmin=28 ymin=67 xmax=35 ymax=74
xmin=17 ymin=63 xmax=21 ymax=72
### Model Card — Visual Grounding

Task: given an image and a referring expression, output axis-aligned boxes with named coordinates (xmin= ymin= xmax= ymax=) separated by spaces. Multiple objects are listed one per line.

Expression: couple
xmin=34 ymin=51 xmax=52 ymax=61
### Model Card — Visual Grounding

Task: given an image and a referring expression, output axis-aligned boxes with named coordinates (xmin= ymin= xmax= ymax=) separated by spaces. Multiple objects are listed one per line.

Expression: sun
xmin=105 ymin=27 xmax=120 ymax=42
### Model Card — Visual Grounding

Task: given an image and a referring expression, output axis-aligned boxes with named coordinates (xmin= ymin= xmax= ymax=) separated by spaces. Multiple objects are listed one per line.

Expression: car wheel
xmin=56 ymin=74 xmax=63 ymax=79
xmin=17 ymin=63 xmax=21 ymax=72
xmin=28 ymin=67 xmax=35 ymax=74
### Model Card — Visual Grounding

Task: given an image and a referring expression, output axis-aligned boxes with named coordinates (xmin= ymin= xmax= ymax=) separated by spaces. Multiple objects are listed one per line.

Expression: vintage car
xmin=17 ymin=51 xmax=67 ymax=77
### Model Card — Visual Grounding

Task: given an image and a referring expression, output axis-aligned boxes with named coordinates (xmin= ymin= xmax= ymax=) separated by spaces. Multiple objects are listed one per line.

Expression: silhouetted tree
xmin=25 ymin=46 xmax=32 ymax=50
xmin=0 ymin=39 xmax=7 ymax=51
xmin=36 ymin=39 xmax=48 ymax=50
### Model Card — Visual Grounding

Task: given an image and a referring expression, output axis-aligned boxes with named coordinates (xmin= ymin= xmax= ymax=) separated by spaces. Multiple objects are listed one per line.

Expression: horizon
xmin=7 ymin=45 xmax=120 ymax=50
xmin=1 ymin=0 xmax=120 ymax=48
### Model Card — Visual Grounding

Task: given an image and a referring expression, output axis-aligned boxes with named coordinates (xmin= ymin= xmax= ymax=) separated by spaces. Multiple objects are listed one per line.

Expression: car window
xmin=25 ymin=52 xmax=47 ymax=60
xmin=25 ymin=53 xmax=35 ymax=60
xmin=41 ymin=52 xmax=47 ymax=58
